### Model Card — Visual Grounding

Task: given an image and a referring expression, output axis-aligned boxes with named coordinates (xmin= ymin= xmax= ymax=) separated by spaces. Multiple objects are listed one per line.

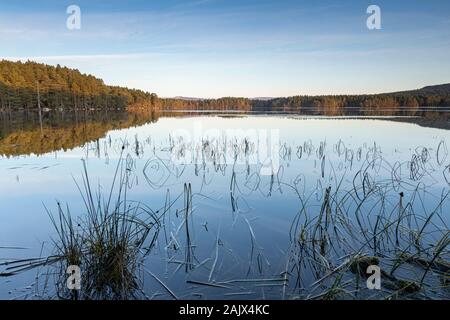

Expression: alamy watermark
xmin=366 ymin=265 xmax=381 ymax=290
xmin=66 ymin=5 xmax=81 ymax=30
xmin=169 ymin=122 xmax=280 ymax=176
xmin=65 ymin=264 xmax=382 ymax=291
xmin=67 ymin=265 xmax=81 ymax=290
xmin=64 ymin=5 xmax=379 ymax=31
xmin=367 ymin=5 xmax=382 ymax=30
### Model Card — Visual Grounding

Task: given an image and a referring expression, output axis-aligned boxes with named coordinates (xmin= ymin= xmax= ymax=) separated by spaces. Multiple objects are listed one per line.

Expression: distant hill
xmin=172 ymin=96 xmax=204 ymax=101
xmin=394 ymin=84 xmax=450 ymax=96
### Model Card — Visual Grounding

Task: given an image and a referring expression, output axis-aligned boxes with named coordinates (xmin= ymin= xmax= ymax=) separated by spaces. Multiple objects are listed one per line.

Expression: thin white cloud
xmin=1 ymin=53 xmax=158 ymax=62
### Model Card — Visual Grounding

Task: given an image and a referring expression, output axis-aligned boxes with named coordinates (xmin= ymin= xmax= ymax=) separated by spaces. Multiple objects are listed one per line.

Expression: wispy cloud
xmin=0 ymin=0 xmax=449 ymax=96
xmin=1 ymin=53 xmax=158 ymax=62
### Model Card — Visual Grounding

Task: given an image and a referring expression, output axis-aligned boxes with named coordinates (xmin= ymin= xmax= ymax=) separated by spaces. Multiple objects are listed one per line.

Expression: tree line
xmin=0 ymin=60 xmax=157 ymax=112
xmin=1 ymin=60 xmax=449 ymax=117
xmin=155 ymin=92 xmax=450 ymax=117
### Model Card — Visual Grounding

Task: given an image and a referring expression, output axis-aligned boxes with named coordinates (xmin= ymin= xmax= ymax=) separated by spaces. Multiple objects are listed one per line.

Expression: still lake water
xmin=1 ymin=114 xmax=449 ymax=299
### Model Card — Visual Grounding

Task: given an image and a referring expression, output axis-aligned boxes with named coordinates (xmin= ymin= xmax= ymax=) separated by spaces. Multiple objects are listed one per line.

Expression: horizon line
xmin=1 ymin=56 xmax=448 ymax=99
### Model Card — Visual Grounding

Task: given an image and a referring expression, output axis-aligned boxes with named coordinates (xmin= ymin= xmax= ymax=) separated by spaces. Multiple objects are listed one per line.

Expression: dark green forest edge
xmin=1 ymin=59 xmax=450 ymax=156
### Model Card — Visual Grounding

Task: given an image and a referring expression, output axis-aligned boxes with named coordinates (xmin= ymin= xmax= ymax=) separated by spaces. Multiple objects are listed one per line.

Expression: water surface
xmin=1 ymin=113 xmax=449 ymax=300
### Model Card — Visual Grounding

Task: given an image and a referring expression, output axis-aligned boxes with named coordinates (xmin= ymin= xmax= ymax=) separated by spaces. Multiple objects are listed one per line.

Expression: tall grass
xmin=2 ymin=151 xmax=163 ymax=300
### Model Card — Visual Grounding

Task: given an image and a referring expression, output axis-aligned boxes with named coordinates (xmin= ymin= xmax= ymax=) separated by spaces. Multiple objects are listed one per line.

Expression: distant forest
xmin=1 ymin=60 xmax=450 ymax=117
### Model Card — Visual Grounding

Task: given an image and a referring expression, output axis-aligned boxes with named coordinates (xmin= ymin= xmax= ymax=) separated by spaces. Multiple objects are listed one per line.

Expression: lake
xmin=1 ymin=111 xmax=449 ymax=300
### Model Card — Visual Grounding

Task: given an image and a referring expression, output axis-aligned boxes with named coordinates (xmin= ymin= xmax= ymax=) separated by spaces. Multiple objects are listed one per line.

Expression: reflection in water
xmin=1 ymin=110 xmax=450 ymax=158
xmin=0 ymin=113 xmax=449 ymax=300
xmin=0 ymin=110 xmax=160 ymax=157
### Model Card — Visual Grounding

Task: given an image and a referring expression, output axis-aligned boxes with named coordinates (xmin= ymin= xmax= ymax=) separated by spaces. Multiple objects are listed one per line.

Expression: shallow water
xmin=1 ymin=114 xmax=449 ymax=300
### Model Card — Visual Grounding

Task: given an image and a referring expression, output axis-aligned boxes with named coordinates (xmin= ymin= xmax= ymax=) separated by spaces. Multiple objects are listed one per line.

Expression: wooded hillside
xmin=0 ymin=60 xmax=157 ymax=111
xmin=1 ymin=60 xmax=449 ymax=117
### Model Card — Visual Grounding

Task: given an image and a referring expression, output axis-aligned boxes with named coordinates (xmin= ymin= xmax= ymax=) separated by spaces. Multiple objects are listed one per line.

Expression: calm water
xmin=1 ymin=113 xmax=449 ymax=300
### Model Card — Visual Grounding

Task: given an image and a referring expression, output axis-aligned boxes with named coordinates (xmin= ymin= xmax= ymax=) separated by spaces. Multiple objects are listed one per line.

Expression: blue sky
xmin=1 ymin=0 xmax=450 ymax=98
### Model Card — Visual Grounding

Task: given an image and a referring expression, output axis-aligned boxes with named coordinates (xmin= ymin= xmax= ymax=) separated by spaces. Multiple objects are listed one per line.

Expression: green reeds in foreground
xmin=57 ymin=157 xmax=162 ymax=299
xmin=3 ymin=152 xmax=162 ymax=300
xmin=288 ymin=167 xmax=449 ymax=300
